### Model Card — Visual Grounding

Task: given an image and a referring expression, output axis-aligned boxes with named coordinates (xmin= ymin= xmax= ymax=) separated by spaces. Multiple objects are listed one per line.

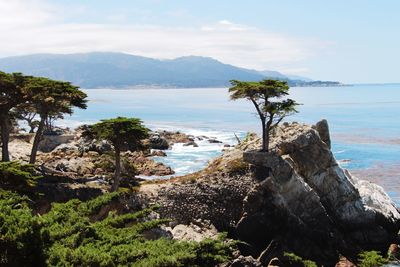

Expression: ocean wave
xmin=150 ymin=126 xmax=244 ymax=177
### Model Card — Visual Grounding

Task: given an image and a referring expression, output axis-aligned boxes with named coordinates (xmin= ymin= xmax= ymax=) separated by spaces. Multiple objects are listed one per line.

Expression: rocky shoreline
xmin=138 ymin=120 xmax=400 ymax=266
xmin=2 ymin=120 xmax=400 ymax=266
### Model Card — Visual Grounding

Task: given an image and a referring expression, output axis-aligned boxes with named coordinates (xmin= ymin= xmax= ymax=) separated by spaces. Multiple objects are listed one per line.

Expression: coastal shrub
xmin=358 ymin=251 xmax=388 ymax=267
xmin=0 ymin=191 xmax=235 ymax=266
xmin=242 ymin=132 xmax=258 ymax=144
xmin=226 ymin=158 xmax=250 ymax=176
xmin=283 ymin=252 xmax=318 ymax=267
xmin=0 ymin=190 xmax=44 ymax=266
xmin=0 ymin=161 xmax=42 ymax=193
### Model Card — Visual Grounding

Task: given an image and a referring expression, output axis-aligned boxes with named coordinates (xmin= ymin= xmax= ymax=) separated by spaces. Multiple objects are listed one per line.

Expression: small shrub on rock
xmin=226 ymin=158 xmax=250 ymax=176
xmin=358 ymin=251 xmax=388 ymax=267
xmin=283 ymin=252 xmax=318 ymax=267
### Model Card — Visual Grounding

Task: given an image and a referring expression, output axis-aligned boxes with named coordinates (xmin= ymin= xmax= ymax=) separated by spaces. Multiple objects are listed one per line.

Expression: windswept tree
xmin=89 ymin=117 xmax=149 ymax=191
xmin=0 ymin=72 xmax=30 ymax=161
xmin=25 ymin=77 xmax=87 ymax=164
xmin=229 ymin=79 xmax=298 ymax=152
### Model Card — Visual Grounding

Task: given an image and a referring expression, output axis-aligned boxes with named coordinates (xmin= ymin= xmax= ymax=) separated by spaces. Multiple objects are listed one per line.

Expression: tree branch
xmin=271 ymin=116 xmax=285 ymax=129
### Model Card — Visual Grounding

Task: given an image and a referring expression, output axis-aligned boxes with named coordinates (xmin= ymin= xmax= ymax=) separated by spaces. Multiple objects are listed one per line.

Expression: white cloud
xmin=0 ymin=0 xmax=57 ymax=27
xmin=0 ymin=1 xmax=328 ymax=72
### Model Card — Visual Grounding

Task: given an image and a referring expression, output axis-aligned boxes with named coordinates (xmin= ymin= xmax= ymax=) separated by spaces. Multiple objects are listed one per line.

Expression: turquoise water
xmin=65 ymin=85 xmax=400 ymax=203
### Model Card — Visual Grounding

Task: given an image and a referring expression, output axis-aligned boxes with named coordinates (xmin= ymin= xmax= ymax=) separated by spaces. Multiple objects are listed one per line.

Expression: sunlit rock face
xmin=238 ymin=121 xmax=400 ymax=265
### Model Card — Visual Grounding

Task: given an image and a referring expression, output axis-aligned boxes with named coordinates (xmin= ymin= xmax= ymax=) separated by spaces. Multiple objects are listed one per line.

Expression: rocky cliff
xmin=140 ymin=120 xmax=400 ymax=266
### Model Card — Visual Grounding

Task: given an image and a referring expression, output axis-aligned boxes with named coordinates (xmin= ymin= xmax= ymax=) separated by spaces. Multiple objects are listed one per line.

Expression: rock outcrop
xmin=238 ymin=121 xmax=400 ymax=265
xmin=139 ymin=120 xmax=400 ymax=266
xmin=141 ymin=170 xmax=256 ymax=231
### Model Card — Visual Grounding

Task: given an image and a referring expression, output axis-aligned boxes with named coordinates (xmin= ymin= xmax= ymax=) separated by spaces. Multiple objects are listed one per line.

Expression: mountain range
xmin=0 ymin=52 xmax=336 ymax=88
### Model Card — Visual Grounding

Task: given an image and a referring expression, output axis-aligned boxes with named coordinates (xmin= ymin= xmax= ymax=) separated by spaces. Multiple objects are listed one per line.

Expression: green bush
xmin=358 ymin=251 xmax=388 ymax=267
xmin=0 ymin=161 xmax=42 ymax=192
xmin=283 ymin=252 xmax=318 ymax=267
xmin=0 ymin=191 xmax=234 ymax=266
xmin=0 ymin=190 xmax=44 ymax=266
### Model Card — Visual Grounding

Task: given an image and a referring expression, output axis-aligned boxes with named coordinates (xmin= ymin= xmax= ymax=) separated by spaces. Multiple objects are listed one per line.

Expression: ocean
xmin=63 ymin=85 xmax=400 ymax=204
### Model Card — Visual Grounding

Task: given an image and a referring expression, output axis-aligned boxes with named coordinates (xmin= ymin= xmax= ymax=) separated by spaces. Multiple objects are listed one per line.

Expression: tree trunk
xmin=264 ymin=126 xmax=270 ymax=152
xmin=261 ymin=118 xmax=267 ymax=152
xmin=0 ymin=114 xmax=10 ymax=162
xmin=28 ymin=120 xmax=35 ymax=133
xmin=111 ymin=147 xmax=121 ymax=192
xmin=29 ymin=117 xmax=45 ymax=164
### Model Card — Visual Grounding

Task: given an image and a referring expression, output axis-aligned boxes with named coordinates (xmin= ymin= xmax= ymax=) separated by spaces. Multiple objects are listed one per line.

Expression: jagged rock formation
xmin=140 ymin=120 xmax=400 ymax=266
xmin=238 ymin=121 xmax=400 ymax=265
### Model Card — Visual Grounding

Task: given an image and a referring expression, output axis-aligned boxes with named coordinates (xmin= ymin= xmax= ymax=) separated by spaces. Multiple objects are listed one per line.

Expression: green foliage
xmin=0 ymin=191 xmax=234 ymax=266
xmin=358 ymin=251 xmax=388 ymax=267
xmin=0 ymin=71 xmax=87 ymax=163
xmin=88 ymin=117 xmax=149 ymax=191
xmin=229 ymin=79 xmax=299 ymax=151
xmin=0 ymin=190 xmax=44 ymax=266
xmin=0 ymin=72 xmax=33 ymax=161
xmin=283 ymin=252 xmax=318 ymax=267
xmin=89 ymin=117 xmax=149 ymax=151
xmin=0 ymin=161 xmax=42 ymax=192
xmin=24 ymin=77 xmax=87 ymax=117
xmin=0 ymin=72 xmax=29 ymax=112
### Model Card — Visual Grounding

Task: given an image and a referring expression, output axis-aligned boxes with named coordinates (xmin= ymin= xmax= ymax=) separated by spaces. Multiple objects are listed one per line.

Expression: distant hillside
xmin=0 ymin=52 xmax=339 ymax=88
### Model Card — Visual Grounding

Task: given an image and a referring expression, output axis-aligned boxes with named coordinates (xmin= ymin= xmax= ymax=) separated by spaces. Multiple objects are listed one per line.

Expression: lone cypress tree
xmin=89 ymin=117 xmax=149 ymax=191
xmin=229 ymin=79 xmax=298 ymax=152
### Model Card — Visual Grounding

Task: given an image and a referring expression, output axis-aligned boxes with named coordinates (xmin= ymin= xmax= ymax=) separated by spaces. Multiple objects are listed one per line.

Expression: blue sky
xmin=0 ymin=0 xmax=399 ymax=83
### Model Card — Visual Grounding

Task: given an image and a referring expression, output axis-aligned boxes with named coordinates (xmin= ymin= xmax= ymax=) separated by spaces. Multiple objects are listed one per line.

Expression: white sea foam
xmin=151 ymin=126 xmax=245 ymax=177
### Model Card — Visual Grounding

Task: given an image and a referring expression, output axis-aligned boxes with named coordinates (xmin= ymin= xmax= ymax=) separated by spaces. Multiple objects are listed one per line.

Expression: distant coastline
xmin=80 ymin=81 xmax=347 ymax=90
xmin=0 ymin=52 xmax=344 ymax=89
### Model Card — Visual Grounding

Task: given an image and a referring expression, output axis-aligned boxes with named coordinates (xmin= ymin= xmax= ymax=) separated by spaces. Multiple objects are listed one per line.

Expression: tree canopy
xmin=229 ymin=79 xmax=299 ymax=152
xmin=23 ymin=77 xmax=88 ymax=164
xmin=89 ymin=117 xmax=149 ymax=191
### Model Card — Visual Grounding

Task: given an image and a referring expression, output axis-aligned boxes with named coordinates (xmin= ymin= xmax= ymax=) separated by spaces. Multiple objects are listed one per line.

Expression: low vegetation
xmin=283 ymin=252 xmax=318 ymax=267
xmin=226 ymin=158 xmax=250 ymax=176
xmin=0 ymin=163 xmax=235 ymax=266
xmin=358 ymin=251 xmax=388 ymax=267
xmin=0 ymin=190 xmax=235 ymax=266
xmin=0 ymin=161 xmax=41 ymax=195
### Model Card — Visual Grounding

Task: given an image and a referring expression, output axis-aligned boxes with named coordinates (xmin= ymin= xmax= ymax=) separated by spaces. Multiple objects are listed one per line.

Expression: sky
xmin=0 ymin=0 xmax=399 ymax=83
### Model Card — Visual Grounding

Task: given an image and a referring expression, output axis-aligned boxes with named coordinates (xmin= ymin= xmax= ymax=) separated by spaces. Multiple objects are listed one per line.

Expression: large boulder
xmin=38 ymin=134 xmax=75 ymax=152
xmin=149 ymin=134 xmax=169 ymax=150
xmin=238 ymin=121 xmax=400 ymax=265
